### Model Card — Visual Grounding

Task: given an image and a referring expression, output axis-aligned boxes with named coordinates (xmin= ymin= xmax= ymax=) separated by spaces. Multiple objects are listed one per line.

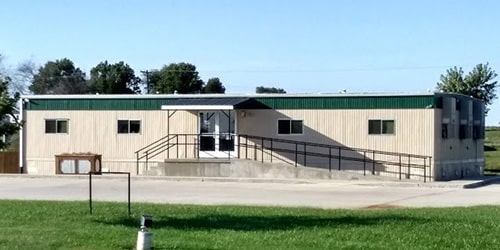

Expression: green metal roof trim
xmin=254 ymin=95 xmax=438 ymax=109
xmin=25 ymin=98 xmax=177 ymax=110
xmin=24 ymin=94 xmax=442 ymax=111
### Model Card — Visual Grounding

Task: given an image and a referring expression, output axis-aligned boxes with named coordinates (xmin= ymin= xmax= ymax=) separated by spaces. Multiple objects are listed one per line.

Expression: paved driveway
xmin=1 ymin=175 xmax=500 ymax=209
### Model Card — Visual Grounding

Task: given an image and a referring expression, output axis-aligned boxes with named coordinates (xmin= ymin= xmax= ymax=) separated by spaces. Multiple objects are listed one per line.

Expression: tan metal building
xmin=19 ymin=92 xmax=485 ymax=181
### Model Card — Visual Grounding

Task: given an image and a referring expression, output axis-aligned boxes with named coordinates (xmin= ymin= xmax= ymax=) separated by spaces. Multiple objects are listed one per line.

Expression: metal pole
xmin=245 ymin=135 xmax=248 ymax=160
xmin=261 ymin=138 xmax=264 ymax=163
xmin=127 ymin=173 xmax=131 ymax=217
xmin=372 ymin=151 xmax=375 ymax=175
xmin=254 ymin=140 xmax=257 ymax=161
xmin=197 ymin=134 xmax=200 ymax=159
xmin=145 ymin=152 xmax=149 ymax=174
xmin=303 ymin=143 xmax=307 ymax=166
xmin=89 ymin=172 xmax=92 ymax=215
xmin=424 ymin=157 xmax=427 ymax=183
xmin=237 ymin=135 xmax=240 ymax=159
xmin=295 ymin=143 xmax=298 ymax=167
xmin=429 ymin=157 xmax=432 ymax=182
xmin=270 ymin=138 xmax=273 ymax=163
xmin=363 ymin=152 xmax=366 ymax=176
xmin=399 ymin=155 xmax=402 ymax=180
xmin=167 ymin=135 xmax=170 ymax=159
xmin=338 ymin=148 xmax=341 ymax=171
xmin=328 ymin=147 xmax=332 ymax=172
xmin=176 ymin=135 xmax=179 ymax=158
xmin=136 ymin=153 xmax=139 ymax=175
xmin=408 ymin=157 xmax=411 ymax=179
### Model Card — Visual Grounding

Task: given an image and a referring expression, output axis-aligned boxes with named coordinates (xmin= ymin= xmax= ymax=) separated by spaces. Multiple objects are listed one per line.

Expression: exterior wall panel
xmin=238 ymin=109 xmax=435 ymax=156
xmin=238 ymin=109 xmax=435 ymax=180
xmin=25 ymin=110 xmax=197 ymax=174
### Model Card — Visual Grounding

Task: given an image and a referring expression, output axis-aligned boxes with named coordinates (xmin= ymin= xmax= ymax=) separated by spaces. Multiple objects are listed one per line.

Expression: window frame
xmin=45 ymin=119 xmax=69 ymax=134
xmin=117 ymin=119 xmax=142 ymax=134
xmin=368 ymin=119 xmax=395 ymax=135
xmin=277 ymin=119 xmax=303 ymax=135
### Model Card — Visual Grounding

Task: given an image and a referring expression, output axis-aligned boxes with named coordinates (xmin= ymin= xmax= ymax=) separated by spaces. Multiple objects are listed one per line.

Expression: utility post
xmin=141 ymin=70 xmax=151 ymax=94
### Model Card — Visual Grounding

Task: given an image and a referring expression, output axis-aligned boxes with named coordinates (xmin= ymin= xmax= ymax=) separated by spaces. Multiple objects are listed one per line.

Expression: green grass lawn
xmin=485 ymin=127 xmax=500 ymax=171
xmin=1 ymin=200 xmax=500 ymax=249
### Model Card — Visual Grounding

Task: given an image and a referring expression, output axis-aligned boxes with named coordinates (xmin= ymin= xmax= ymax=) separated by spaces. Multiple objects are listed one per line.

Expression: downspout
xmin=167 ymin=110 xmax=170 ymax=159
xmin=19 ymin=97 xmax=25 ymax=173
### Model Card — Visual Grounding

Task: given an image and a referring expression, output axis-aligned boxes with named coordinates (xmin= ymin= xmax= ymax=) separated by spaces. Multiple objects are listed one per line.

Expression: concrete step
xmin=143 ymin=158 xmax=403 ymax=181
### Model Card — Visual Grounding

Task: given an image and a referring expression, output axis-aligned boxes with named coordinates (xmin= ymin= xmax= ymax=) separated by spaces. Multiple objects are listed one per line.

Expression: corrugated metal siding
xmin=238 ymin=109 xmax=435 ymax=156
xmin=24 ymin=110 xmax=197 ymax=174
xmin=25 ymin=95 xmax=439 ymax=110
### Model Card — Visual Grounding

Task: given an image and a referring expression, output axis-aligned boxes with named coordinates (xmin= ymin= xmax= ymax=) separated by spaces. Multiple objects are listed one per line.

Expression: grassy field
xmin=485 ymin=127 xmax=500 ymax=171
xmin=1 ymin=200 xmax=500 ymax=249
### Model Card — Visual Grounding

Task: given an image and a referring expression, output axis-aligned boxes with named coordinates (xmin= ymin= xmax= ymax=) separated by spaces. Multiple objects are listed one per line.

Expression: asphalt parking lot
xmin=1 ymin=175 xmax=500 ymax=209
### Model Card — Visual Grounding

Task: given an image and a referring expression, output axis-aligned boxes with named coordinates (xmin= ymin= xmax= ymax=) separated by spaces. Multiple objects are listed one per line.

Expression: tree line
xmin=13 ymin=57 xmax=290 ymax=95
xmin=25 ymin=58 xmax=225 ymax=95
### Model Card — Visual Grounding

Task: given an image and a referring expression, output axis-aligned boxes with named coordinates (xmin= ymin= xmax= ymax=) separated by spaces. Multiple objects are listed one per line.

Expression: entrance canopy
xmin=161 ymin=97 xmax=270 ymax=110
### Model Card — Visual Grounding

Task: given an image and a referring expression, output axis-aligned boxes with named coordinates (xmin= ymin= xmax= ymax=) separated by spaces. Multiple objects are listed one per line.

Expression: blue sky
xmin=1 ymin=0 xmax=499 ymax=124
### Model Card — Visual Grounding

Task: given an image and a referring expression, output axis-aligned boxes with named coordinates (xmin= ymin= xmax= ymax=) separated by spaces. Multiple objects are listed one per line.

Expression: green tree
xmin=153 ymin=63 xmax=203 ymax=94
xmin=437 ymin=63 xmax=497 ymax=113
xmin=203 ymin=77 xmax=226 ymax=93
xmin=29 ymin=58 xmax=89 ymax=94
xmin=256 ymin=86 xmax=286 ymax=94
xmin=0 ymin=61 xmax=22 ymax=150
xmin=89 ymin=61 xmax=141 ymax=94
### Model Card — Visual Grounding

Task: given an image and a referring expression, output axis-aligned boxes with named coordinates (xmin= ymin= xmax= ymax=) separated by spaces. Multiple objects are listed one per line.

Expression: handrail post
xmin=176 ymin=135 xmax=179 ymax=158
xmin=424 ymin=157 xmax=427 ymax=183
xmin=237 ymin=135 xmax=241 ymax=159
xmin=303 ymin=142 xmax=307 ymax=166
xmin=295 ymin=143 xmax=298 ymax=167
xmin=399 ymin=155 xmax=402 ymax=180
xmin=338 ymin=148 xmax=341 ymax=171
xmin=254 ymin=140 xmax=257 ymax=161
xmin=270 ymin=138 xmax=273 ymax=163
xmin=136 ymin=152 xmax=139 ymax=175
xmin=145 ymin=152 xmax=149 ymax=174
xmin=197 ymin=134 xmax=200 ymax=159
xmin=261 ymin=138 xmax=264 ymax=163
xmin=185 ymin=134 xmax=187 ymax=159
xmin=363 ymin=151 xmax=366 ymax=176
xmin=429 ymin=156 xmax=432 ymax=182
xmin=167 ymin=135 xmax=170 ymax=159
xmin=245 ymin=135 xmax=248 ymax=160
xmin=372 ymin=151 xmax=375 ymax=175
xmin=328 ymin=147 xmax=332 ymax=172
xmin=407 ymin=157 xmax=411 ymax=179
xmin=228 ymin=133 xmax=231 ymax=160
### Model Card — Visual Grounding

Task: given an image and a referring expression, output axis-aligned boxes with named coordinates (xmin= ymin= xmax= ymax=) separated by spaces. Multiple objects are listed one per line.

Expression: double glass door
xmin=199 ymin=111 xmax=236 ymax=158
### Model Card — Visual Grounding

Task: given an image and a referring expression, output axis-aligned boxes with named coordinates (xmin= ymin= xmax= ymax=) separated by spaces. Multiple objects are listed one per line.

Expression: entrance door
xmin=199 ymin=111 xmax=236 ymax=158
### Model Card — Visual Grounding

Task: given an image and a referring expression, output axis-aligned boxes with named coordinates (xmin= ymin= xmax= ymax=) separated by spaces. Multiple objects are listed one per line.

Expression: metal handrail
xmin=134 ymin=133 xmax=433 ymax=182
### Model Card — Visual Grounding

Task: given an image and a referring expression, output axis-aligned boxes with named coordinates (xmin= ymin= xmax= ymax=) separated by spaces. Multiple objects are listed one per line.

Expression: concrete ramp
xmin=145 ymin=159 xmax=396 ymax=181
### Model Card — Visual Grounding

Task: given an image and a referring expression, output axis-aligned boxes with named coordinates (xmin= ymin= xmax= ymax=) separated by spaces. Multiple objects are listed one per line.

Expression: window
xmin=117 ymin=120 xmax=141 ymax=134
xmin=368 ymin=120 xmax=395 ymax=135
xmin=45 ymin=119 xmax=68 ymax=134
xmin=459 ymin=125 xmax=471 ymax=139
xmin=442 ymin=124 xmax=448 ymax=139
xmin=278 ymin=119 xmax=303 ymax=135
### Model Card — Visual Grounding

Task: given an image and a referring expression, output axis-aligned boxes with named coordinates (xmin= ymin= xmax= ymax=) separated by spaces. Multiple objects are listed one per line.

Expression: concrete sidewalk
xmin=2 ymin=174 xmax=499 ymax=189
xmin=1 ymin=174 xmax=500 ymax=209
